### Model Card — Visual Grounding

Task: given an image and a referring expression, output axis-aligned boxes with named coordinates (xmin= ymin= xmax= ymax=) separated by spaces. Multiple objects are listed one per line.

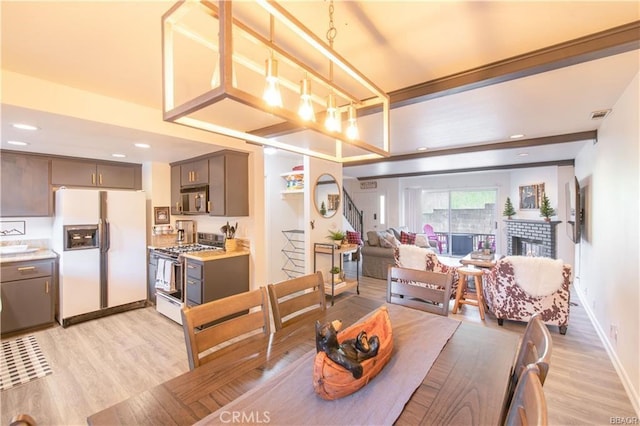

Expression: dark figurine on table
xmin=315 ymin=319 xmax=380 ymax=379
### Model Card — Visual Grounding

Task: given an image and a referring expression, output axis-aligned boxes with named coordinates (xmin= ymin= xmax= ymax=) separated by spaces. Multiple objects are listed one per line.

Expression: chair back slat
xmin=505 ymin=364 xmax=548 ymax=426
xmin=386 ymin=266 xmax=453 ymax=316
xmin=181 ymin=287 xmax=270 ymax=370
xmin=268 ymin=271 xmax=326 ymax=330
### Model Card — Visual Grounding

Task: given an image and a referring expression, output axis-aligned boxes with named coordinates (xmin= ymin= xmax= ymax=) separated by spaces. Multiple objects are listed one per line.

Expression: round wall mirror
xmin=314 ymin=173 xmax=340 ymax=218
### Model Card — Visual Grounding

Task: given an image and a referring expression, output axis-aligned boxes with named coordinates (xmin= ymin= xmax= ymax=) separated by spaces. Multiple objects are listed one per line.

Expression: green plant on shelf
xmin=330 ymin=266 xmax=341 ymax=275
xmin=327 ymin=229 xmax=346 ymax=247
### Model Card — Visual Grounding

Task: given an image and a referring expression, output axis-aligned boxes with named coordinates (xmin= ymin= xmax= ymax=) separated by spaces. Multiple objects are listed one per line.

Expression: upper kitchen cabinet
xmin=0 ymin=151 xmax=51 ymax=217
xmin=180 ymin=159 xmax=208 ymax=186
xmin=51 ymin=158 xmax=142 ymax=189
xmin=209 ymin=151 xmax=248 ymax=217
xmin=170 ymin=164 xmax=182 ymax=215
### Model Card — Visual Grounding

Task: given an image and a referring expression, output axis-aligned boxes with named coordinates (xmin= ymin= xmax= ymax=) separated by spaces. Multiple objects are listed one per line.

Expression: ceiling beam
xmin=355 ymin=159 xmax=576 ymax=181
xmin=390 ymin=21 xmax=640 ymax=108
xmin=344 ymin=131 xmax=596 ymax=167
xmin=250 ymin=21 xmax=639 ymax=138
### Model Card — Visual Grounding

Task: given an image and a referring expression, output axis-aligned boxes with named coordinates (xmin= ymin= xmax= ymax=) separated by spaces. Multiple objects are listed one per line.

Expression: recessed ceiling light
xmin=417 ymin=147 xmax=427 ymax=152
xmin=7 ymin=140 xmax=29 ymax=146
xmin=112 ymin=153 xmax=126 ymax=158
xmin=517 ymin=152 xmax=529 ymax=157
xmin=12 ymin=123 xmax=39 ymax=131
xmin=134 ymin=143 xmax=150 ymax=148
xmin=510 ymin=134 xmax=525 ymax=139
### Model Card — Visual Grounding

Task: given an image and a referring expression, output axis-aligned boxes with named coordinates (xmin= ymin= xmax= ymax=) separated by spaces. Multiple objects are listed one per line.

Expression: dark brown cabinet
xmin=51 ymin=158 xmax=141 ymax=189
xmin=1 ymin=258 xmax=56 ymax=335
xmin=185 ymin=254 xmax=249 ymax=307
xmin=208 ymin=151 xmax=249 ymax=216
xmin=180 ymin=159 xmax=208 ymax=186
xmin=0 ymin=151 xmax=51 ymax=217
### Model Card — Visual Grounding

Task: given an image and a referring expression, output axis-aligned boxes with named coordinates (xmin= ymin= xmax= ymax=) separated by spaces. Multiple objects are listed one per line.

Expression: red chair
xmin=423 ymin=224 xmax=442 ymax=253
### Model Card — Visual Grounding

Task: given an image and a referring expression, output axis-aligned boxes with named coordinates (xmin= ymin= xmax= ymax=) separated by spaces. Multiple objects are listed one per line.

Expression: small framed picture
xmin=519 ymin=183 xmax=545 ymax=210
xmin=154 ymin=206 xmax=170 ymax=225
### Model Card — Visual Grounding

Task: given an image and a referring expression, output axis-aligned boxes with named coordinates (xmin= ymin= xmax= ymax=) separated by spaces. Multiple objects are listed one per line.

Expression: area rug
xmin=0 ymin=335 xmax=52 ymax=391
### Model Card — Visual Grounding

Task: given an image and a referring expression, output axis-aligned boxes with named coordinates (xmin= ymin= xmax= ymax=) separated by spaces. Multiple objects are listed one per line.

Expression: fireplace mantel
xmin=504 ymin=219 xmax=562 ymax=258
xmin=504 ymin=219 xmax=562 ymax=226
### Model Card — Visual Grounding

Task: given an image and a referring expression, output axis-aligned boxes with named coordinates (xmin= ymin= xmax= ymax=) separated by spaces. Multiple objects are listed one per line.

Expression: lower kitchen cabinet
xmin=185 ymin=254 xmax=249 ymax=307
xmin=1 ymin=258 xmax=56 ymax=335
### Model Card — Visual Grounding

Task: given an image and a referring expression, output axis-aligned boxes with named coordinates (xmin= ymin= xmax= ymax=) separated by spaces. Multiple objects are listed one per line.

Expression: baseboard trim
xmin=573 ymin=280 xmax=640 ymax=417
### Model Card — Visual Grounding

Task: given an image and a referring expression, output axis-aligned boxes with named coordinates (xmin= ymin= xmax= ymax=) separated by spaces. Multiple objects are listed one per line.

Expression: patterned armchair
xmin=482 ymin=256 xmax=572 ymax=334
xmin=394 ymin=246 xmax=460 ymax=298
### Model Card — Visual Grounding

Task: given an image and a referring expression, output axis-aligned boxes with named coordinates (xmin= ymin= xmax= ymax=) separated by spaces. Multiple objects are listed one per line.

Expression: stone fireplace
xmin=505 ymin=219 xmax=561 ymax=259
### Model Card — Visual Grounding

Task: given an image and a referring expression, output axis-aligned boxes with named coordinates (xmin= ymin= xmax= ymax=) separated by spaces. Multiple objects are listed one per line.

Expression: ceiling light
xmin=112 ymin=153 xmax=126 ymax=158
xmin=517 ymin=152 xmax=529 ymax=157
xmin=264 ymin=147 xmax=278 ymax=155
xmin=417 ymin=147 xmax=427 ymax=152
xmin=162 ymin=0 xmax=390 ymax=163
xmin=510 ymin=134 xmax=525 ymax=139
xmin=297 ymin=76 xmax=315 ymax=122
xmin=7 ymin=140 xmax=29 ymax=146
xmin=134 ymin=143 xmax=150 ymax=148
xmin=12 ymin=123 xmax=39 ymax=131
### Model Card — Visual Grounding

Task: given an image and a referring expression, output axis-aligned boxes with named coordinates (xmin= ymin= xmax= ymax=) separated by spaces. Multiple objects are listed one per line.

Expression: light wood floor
xmin=1 ymin=268 xmax=637 ymax=425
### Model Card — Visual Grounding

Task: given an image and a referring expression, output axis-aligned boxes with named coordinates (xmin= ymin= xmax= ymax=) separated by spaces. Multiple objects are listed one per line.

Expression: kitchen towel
xmin=155 ymin=258 xmax=174 ymax=291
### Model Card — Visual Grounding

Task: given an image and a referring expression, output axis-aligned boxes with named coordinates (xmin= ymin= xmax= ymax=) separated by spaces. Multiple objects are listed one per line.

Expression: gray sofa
xmin=361 ymin=227 xmax=437 ymax=280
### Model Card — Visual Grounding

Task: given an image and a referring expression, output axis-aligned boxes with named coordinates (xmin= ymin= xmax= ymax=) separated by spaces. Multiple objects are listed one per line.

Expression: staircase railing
xmin=343 ymin=188 xmax=363 ymax=237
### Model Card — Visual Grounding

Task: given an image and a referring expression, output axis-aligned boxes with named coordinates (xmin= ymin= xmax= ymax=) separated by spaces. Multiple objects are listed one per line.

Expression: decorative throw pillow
xmin=346 ymin=231 xmax=363 ymax=246
xmin=383 ymin=232 xmax=401 ymax=248
xmin=367 ymin=230 xmax=380 ymax=246
xmin=400 ymin=230 xmax=416 ymax=245
xmin=379 ymin=237 xmax=393 ymax=248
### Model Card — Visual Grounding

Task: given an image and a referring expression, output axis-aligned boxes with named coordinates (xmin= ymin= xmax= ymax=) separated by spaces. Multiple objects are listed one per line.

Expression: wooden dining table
xmin=88 ymin=296 xmax=517 ymax=426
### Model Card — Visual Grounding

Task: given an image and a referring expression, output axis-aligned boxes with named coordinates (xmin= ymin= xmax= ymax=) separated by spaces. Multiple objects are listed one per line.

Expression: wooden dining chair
xmin=504 ymin=364 xmax=548 ymax=426
xmin=268 ymin=271 xmax=326 ymax=331
xmin=386 ymin=266 xmax=453 ymax=316
xmin=181 ymin=287 xmax=270 ymax=370
xmin=501 ymin=313 xmax=552 ymax=424
xmin=512 ymin=313 xmax=553 ymax=388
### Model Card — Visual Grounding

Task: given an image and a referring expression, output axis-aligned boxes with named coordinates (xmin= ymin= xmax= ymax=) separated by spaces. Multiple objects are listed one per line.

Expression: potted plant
xmin=330 ymin=266 xmax=342 ymax=283
xmin=327 ymin=229 xmax=346 ymax=248
xmin=482 ymin=237 xmax=492 ymax=255
xmin=539 ymin=194 xmax=556 ymax=222
xmin=503 ymin=197 xmax=516 ymax=219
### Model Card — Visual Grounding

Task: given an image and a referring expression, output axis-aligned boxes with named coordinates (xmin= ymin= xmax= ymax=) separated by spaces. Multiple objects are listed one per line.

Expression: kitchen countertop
xmin=0 ymin=249 xmax=58 ymax=264
xmin=181 ymin=249 xmax=250 ymax=261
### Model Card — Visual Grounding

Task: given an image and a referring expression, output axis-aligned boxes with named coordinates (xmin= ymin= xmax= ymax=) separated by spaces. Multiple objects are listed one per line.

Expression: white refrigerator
xmin=53 ymin=188 xmax=147 ymax=326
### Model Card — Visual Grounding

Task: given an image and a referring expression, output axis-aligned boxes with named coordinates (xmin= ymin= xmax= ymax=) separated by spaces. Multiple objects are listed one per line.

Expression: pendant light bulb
xmin=324 ymin=93 xmax=341 ymax=132
xmin=346 ymin=104 xmax=359 ymax=140
xmin=263 ymin=57 xmax=282 ymax=107
xmin=298 ymin=77 xmax=315 ymax=121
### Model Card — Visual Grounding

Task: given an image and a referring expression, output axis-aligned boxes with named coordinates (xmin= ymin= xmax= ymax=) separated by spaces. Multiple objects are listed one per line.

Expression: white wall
xmin=574 ymin=71 xmax=640 ymax=413
xmin=264 ymin=153 xmax=305 ymax=284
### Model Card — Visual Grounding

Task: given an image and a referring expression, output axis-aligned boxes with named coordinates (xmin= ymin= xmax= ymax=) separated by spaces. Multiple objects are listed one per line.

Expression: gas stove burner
xmin=155 ymin=244 xmax=222 ymax=256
